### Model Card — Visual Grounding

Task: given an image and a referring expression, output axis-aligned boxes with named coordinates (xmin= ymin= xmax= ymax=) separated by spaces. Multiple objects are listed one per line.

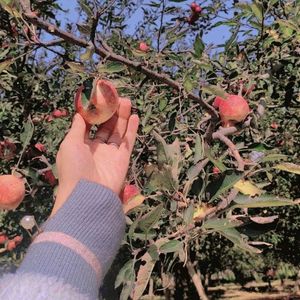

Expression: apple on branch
xmin=0 ymin=175 xmax=25 ymax=210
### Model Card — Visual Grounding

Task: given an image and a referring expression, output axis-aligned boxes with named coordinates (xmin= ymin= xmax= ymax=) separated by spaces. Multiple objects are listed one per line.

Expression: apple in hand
xmin=0 ymin=175 xmax=25 ymax=210
xmin=75 ymin=79 xmax=119 ymax=125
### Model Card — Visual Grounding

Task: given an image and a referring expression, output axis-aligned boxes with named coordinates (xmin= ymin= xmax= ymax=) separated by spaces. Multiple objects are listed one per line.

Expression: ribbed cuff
xmin=18 ymin=180 xmax=126 ymax=299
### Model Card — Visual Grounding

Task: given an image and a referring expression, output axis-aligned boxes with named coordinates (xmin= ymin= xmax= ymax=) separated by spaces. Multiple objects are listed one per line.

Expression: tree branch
xmin=186 ymin=256 xmax=209 ymax=300
xmin=212 ymin=127 xmax=245 ymax=171
xmin=19 ymin=6 xmax=218 ymax=117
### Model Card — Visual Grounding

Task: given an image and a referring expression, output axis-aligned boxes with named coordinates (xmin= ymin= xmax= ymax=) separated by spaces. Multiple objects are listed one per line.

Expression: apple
xmin=52 ymin=108 xmax=68 ymax=118
xmin=42 ymin=170 xmax=57 ymax=187
xmin=121 ymin=184 xmax=140 ymax=204
xmin=6 ymin=240 xmax=16 ymax=251
xmin=212 ymin=166 xmax=221 ymax=174
xmin=213 ymin=94 xmax=250 ymax=127
xmin=190 ymin=2 xmax=198 ymax=11
xmin=34 ymin=143 xmax=46 ymax=152
xmin=0 ymin=175 xmax=25 ymax=210
xmin=75 ymin=79 xmax=119 ymax=125
xmin=139 ymin=42 xmax=149 ymax=52
xmin=0 ymin=234 xmax=8 ymax=244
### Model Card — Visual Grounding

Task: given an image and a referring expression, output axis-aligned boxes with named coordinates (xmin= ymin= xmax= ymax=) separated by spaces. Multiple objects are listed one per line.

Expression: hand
xmin=51 ymin=98 xmax=139 ymax=216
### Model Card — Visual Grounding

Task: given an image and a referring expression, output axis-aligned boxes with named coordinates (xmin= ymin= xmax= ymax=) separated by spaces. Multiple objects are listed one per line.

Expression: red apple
xmin=139 ymin=42 xmax=149 ymax=52
xmin=190 ymin=2 xmax=198 ymax=11
xmin=75 ymin=79 xmax=119 ymax=125
xmin=0 ymin=175 xmax=25 ymax=210
xmin=52 ymin=109 xmax=68 ymax=118
xmin=194 ymin=5 xmax=202 ymax=13
xmin=212 ymin=167 xmax=221 ymax=174
xmin=121 ymin=184 xmax=140 ymax=204
xmin=0 ymin=234 xmax=8 ymax=244
xmin=13 ymin=235 xmax=23 ymax=245
xmin=42 ymin=170 xmax=57 ymax=187
xmin=34 ymin=143 xmax=46 ymax=152
xmin=213 ymin=94 xmax=250 ymax=127
xmin=6 ymin=240 xmax=16 ymax=251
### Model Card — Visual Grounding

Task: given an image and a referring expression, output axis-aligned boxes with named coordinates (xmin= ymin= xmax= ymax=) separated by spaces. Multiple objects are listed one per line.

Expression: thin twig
xmin=212 ymin=128 xmax=245 ymax=171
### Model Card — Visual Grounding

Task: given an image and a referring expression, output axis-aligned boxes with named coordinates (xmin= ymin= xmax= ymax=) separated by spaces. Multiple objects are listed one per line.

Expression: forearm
xmin=0 ymin=180 xmax=125 ymax=300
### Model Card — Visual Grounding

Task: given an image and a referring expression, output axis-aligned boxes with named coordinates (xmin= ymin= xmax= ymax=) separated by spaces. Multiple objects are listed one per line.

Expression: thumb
xmin=66 ymin=113 xmax=87 ymax=142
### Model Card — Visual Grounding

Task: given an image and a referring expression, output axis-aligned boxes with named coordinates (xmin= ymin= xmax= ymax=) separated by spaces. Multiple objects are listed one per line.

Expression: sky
xmin=54 ymin=0 xmax=232 ymax=47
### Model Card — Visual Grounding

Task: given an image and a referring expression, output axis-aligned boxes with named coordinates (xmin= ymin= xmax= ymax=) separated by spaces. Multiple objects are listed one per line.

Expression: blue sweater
xmin=0 ymin=180 xmax=125 ymax=299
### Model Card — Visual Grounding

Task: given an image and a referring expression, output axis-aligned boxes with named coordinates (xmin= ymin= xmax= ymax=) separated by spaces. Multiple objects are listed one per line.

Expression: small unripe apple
xmin=121 ymin=184 xmax=140 ymax=204
xmin=139 ymin=42 xmax=149 ymax=52
xmin=75 ymin=79 xmax=119 ymax=125
xmin=0 ymin=175 xmax=25 ymax=210
xmin=213 ymin=94 xmax=250 ymax=127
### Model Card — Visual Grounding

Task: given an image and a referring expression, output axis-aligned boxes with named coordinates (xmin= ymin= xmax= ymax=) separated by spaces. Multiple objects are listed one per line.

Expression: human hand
xmin=51 ymin=98 xmax=139 ymax=216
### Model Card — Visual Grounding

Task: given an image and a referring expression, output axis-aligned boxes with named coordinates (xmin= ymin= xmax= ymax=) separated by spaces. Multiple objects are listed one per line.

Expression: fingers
xmin=94 ymin=113 xmax=118 ymax=143
xmin=119 ymin=114 xmax=139 ymax=159
xmin=107 ymin=98 xmax=132 ymax=145
xmin=65 ymin=113 xmax=87 ymax=143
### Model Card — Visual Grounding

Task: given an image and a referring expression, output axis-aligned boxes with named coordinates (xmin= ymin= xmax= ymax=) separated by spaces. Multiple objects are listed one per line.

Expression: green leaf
xmin=65 ymin=61 xmax=85 ymax=73
xmin=194 ymin=34 xmax=205 ymax=58
xmin=231 ymin=194 xmax=300 ymax=209
xmin=261 ymin=154 xmax=288 ymax=163
xmin=219 ymin=228 xmax=261 ymax=253
xmin=159 ymin=98 xmax=168 ymax=111
xmin=183 ymin=76 xmax=193 ymax=93
xmin=138 ymin=204 xmax=164 ymax=232
xmin=202 ymin=84 xmax=227 ymax=98
xmin=205 ymin=147 xmax=227 ymax=172
xmin=20 ymin=118 xmax=34 ymax=149
xmin=159 ymin=240 xmax=182 ymax=254
xmin=80 ymin=46 xmax=94 ymax=61
xmin=250 ymin=2 xmax=263 ymax=22
xmin=210 ymin=20 xmax=238 ymax=29
xmin=273 ymin=163 xmax=300 ymax=175
xmin=194 ymin=134 xmax=204 ymax=164
xmin=79 ymin=0 xmax=93 ymax=16
xmin=209 ymin=173 xmax=243 ymax=202
xmin=183 ymin=204 xmax=194 ymax=225
xmin=98 ymin=61 xmax=126 ymax=73
xmin=203 ymin=218 xmax=242 ymax=230
xmin=225 ymin=29 xmax=239 ymax=52
xmin=115 ymin=260 xmax=135 ymax=288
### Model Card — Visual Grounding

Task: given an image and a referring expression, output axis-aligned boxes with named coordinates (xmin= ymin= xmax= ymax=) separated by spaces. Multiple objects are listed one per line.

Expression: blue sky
xmin=55 ymin=0 xmax=232 ymax=47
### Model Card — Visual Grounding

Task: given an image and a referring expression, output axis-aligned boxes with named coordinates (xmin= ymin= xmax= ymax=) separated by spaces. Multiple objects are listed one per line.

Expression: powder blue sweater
xmin=0 ymin=180 xmax=125 ymax=299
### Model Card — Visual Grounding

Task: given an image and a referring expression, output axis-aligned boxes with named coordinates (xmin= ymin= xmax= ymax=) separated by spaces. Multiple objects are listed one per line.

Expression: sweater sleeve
xmin=0 ymin=179 xmax=126 ymax=300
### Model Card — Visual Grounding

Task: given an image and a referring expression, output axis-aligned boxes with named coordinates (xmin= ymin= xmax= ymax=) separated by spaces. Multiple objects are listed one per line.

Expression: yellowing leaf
xmin=123 ymin=194 xmax=146 ymax=214
xmin=0 ymin=58 xmax=13 ymax=72
xmin=193 ymin=206 xmax=206 ymax=220
xmin=132 ymin=252 xmax=155 ymax=300
xmin=274 ymin=163 xmax=300 ymax=175
xmin=234 ymin=180 xmax=262 ymax=196
xmin=193 ymin=204 xmax=216 ymax=221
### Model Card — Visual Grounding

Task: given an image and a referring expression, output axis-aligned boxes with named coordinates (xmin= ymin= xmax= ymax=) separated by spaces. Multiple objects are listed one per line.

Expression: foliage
xmin=0 ymin=0 xmax=299 ymax=298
